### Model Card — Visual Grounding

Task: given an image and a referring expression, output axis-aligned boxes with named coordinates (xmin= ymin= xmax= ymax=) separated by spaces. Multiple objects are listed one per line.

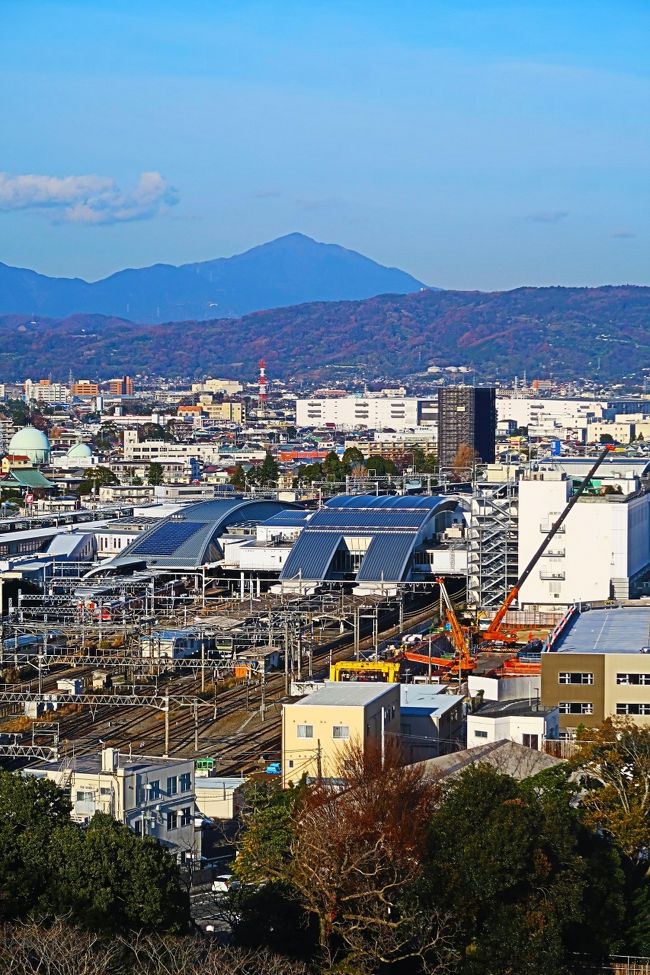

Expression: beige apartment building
xmin=541 ymin=607 xmax=650 ymax=736
xmin=282 ymin=682 xmax=400 ymax=787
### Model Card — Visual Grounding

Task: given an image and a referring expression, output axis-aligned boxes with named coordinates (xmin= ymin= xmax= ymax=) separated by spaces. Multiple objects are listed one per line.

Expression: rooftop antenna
xmin=258 ymin=359 xmax=268 ymax=411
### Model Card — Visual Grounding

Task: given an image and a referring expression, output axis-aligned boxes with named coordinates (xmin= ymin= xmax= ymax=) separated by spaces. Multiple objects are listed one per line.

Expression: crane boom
xmin=482 ymin=444 xmax=614 ymax=643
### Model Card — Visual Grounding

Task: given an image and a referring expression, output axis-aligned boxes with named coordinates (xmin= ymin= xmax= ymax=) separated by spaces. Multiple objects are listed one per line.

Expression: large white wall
xmin=296 ymin=397 xmax=421 ymax=430
xmin=517 ymin=473 xmax=650 ymax=606
xmin=497 ymin=397 xmax=606 ymax=436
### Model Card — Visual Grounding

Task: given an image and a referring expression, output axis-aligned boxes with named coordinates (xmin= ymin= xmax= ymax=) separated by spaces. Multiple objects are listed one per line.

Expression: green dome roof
xmin=8 ymin=425 xmax=51 ymax=463
xmin=67 ymin=441 xmax=92 ymax=459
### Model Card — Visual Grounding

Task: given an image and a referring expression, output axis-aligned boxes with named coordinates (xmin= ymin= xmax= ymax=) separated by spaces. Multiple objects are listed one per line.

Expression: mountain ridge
xmin=0 ymin=233 xmax=426 ymax=321
xmin=1 ymin=284 xmax=648 ymax=385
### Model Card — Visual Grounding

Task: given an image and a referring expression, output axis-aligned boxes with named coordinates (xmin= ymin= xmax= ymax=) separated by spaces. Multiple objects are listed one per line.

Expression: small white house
xmin=467 ymin=698 xmax=559 ymax=751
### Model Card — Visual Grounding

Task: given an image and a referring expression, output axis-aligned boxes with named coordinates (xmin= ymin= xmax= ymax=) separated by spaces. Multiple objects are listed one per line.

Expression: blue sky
xmin=1 ymin=0 xmax=648 ymax=289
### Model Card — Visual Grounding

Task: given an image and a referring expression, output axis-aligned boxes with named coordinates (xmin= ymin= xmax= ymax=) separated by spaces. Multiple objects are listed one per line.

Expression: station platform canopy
xmin=110 ymin=497 xmax=298 ymax=570
xmin=280 ymin=494 xmax=458 ymax=585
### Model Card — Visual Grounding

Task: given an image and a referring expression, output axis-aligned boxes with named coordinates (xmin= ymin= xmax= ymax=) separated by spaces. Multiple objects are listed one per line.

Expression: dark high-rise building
xmin=437 ymin=386 xmax=496 ymax=470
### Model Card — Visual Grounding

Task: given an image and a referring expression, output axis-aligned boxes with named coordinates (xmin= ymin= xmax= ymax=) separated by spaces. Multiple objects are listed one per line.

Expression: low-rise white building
xmin=25 ymin=747 xmax=200 ymax=862
xmin=467 ymin=699 xmax=559 ymax=750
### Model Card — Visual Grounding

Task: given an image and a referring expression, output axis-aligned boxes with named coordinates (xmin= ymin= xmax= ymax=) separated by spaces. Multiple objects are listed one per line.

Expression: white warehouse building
xmin=296 ymin=397 xmax=437 ymax=431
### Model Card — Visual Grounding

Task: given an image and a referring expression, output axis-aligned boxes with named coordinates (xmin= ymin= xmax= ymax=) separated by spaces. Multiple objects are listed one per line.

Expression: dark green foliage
xmin=77 ymin=465 xmax=119 ymax=495
xmin=0 ymin=772 xmax=188 ymax=934
xmin=366 ymin=454 xmax=397 ymax=476
xmin=0 ymin=770 xmax=71 ymax=919
xmin=47 ymin=815 xmax=189 ymax=933
xmin=422 ymin=765 xmax=624 ymax=975
xmin=147 ymin=461 xmax=164 ymax=485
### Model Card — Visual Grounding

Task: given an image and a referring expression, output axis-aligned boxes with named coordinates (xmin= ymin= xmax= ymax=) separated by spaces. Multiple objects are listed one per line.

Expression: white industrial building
xmin=517 ymin=467 xmax=650 ymax=607
xmin=296 ymin=396 xmax=437 ymax=431
xmin=496 ymin=396 xmax=606 ymax=438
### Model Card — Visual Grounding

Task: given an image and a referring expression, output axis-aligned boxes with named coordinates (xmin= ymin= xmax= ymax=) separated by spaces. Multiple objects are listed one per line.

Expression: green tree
xmin=341 ymin=446 xmax=365 ymax=467
xmin=47 ymin=814 xmax=189 ymax=933
xmin=573 ymin=719 xmax=650 ymax=862
xmin=322 ymin=451 xmax=346 ymax=482
xmin=230 ymin=463 xmax=247 ymax=490
xmin=257 ymin=452 xmax=280 ymax=487
xmin=147 ymin=462 xmax=164 ymax=485
xmin=366 ymin=454 xmax=397 ymax=477
xmin=422 ymin=764 xmax=616 ymax=975
xmin=77 ymin=466 xmax=119 ymax=496
xmin=0 ymin=771 xmax=71 ymax=920
xmin=234 ymin=782 xmax=301 ymax=885
xmin=296 ymin=462 xmax=323 ymax=484
xmin=600 ymin=433 xmax=616 ymax=444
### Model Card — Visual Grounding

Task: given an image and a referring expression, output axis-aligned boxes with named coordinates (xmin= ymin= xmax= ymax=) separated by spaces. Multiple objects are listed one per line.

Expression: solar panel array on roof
xmin=356 ymin=533 xmax=416 ymax=582
xmin=325 ymin=494 xmax=447 ymax=510
xmin=310 ymin=507 xmax=426 ymax=530
xmin=135 ymin=521 xmax=204 ymax=556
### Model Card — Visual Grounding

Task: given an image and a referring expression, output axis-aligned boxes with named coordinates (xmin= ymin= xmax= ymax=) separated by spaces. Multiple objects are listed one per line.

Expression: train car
xmin=329 ymin=660 xmax=401 ymax=683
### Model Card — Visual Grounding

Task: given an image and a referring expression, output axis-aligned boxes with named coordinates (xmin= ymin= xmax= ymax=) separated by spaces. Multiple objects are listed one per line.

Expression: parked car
xmin=211 ymin=873 xmax=240 ymax=896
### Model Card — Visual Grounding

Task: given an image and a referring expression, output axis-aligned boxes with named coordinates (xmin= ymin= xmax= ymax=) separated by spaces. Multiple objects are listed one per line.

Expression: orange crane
xmin=401 ymin=577 xmax=475 ymax=675
xmin=481 ymin=444 xmax=615 ymax=646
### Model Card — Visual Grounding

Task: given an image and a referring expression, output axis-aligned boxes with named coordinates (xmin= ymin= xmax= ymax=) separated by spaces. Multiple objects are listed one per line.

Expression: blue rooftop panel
xmin=280 ymin=531 xmax=342 ymax=581
xmin=136 ymin=522 xmax=204 ymax=556
xmin=311 ymin=507 xmax=425 ymax=530
xmin=356 ymin=533 xmax=416 ymax=582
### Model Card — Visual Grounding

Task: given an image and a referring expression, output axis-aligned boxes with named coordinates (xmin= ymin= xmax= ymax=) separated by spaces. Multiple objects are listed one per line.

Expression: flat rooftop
xmin=289 ymin=682 xmax=397 ymax=707
xmin=476 ymin=698 xmax=555 ymax=718
xmin=553 ymin=607 xmax=650 ymax=655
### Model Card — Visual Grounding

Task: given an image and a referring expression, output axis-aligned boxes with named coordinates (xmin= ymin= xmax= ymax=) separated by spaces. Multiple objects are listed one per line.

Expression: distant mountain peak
xmin=0 ymin=234 xmax=426 ymax=321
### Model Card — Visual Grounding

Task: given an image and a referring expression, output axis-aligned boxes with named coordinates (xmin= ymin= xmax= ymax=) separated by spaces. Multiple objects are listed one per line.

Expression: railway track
xmin=1 ymin=597 xmax=440 ymax=775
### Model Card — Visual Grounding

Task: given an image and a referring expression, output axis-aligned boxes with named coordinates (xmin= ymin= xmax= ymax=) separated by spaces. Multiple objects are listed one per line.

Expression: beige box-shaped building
xmin=541 ymin=607 xmax=650 ymax=736
xmin=282 ymin=683 xmax=400 ymax=787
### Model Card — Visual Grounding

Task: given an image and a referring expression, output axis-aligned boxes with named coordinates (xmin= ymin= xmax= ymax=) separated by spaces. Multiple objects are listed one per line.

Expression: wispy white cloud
xmin=0 ymin=171 xmax=178 ymax=224
xmin=525 ymin=210 xmax=569 ymax=224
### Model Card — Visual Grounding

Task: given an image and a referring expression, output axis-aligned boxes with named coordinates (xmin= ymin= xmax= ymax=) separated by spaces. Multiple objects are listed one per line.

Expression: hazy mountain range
xmin=0 ymin=233 xmax=426 ymax=321
xmin=1 ymin=285 xmax=648 ymax=385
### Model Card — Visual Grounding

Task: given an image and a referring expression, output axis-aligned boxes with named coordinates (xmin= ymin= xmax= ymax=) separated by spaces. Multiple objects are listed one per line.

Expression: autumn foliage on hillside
xmin=0 ymin=284 xmax=649 ymax=382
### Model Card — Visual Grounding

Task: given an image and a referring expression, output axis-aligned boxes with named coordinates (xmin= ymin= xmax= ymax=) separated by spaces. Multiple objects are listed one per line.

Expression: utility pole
xmin=194 ymin=701 xmax=198 ymax=752
xmin=163 ymin=693 xmax=170 ymax=757
xmin=284 ymin=612 xmax=290 ymax=695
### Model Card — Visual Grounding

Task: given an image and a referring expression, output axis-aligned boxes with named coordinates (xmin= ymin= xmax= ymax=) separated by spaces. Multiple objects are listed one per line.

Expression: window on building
xmin=167 ymin=776 xmax=178 ymax=796
xmin=76 ymin=789 xmax=94 ymax=802
xmin=332 ymin=725 xmax=350 ymax=739
xmin=148 ymin=780 xmax=160 ymax=799
xmin=616 ymin=673 xmax=650 ymax=686
xmin=559 ymin=672 xmax=594 ymax=685
xmin=559 ymin=702 xmax=593 ymax=714
xmin=522 ymin=734 xmax=540 ymax=749
xmin=474 ymin=730 xmax=488 ymax=739
xmin=616 ymin=703 xmax=650 ymax=716
xmin=179 ymin=807 xmax=191 ymax=827
xmin=166 ymin=811 xmax=177 ymax=830
xmin=297 ymin=724 xmax=314 ymax=738
xmin=99 ymin=787 xmax=112 ymax=796
xmin=179 ymin=772 xmax=191 ymax=792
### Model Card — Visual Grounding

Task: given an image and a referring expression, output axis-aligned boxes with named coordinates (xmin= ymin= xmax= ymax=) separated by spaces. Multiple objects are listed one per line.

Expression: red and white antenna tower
xmin=258 ymin=358 xmax=268 ymax=409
